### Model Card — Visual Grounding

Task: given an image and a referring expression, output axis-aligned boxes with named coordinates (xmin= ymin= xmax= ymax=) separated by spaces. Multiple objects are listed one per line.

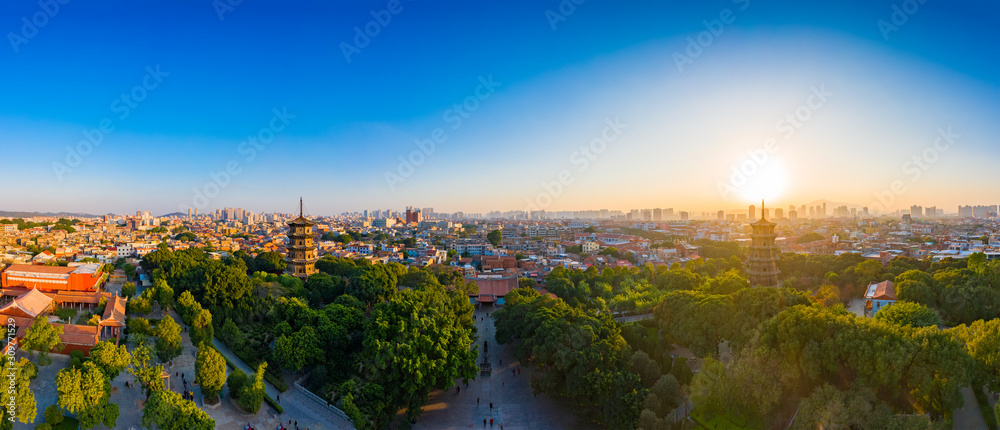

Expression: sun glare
xmin=739 ymin=158 xmax=788 ymax=203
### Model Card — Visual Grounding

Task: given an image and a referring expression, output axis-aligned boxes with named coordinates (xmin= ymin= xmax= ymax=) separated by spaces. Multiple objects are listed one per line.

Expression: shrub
xmin=35 ymin=424 xmax=52 ymax=430
xmin=227 ymin=368 xmax=247 ymax=399
xmin=44 ymin=405 xmax=63 ymax=425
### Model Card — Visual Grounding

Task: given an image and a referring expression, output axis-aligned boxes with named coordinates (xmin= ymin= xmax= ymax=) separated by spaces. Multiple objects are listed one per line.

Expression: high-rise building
xmin=774 ymin=208 xmax=783 ymax=219
xmin=789 ymin=209 xmax=797 ymax=223
xmin=746 ymin=201 xmax=780 ymax=287
xmin=653 ymin=208 xmax=663 ymax=221
xmin=717 ymin=210 xmax=725 ymax=220
xmin=748 ymin=204 xmax=756 ymax=220
xmin=910 ymin=205 xmax=923 ymax=217
xmin=665 ymin=208 xmax=674 ymax=219
xmin=285 ymin=198 xmax=318 ymax=280
xmin=679 ymin=211 xmax=689 ymax=221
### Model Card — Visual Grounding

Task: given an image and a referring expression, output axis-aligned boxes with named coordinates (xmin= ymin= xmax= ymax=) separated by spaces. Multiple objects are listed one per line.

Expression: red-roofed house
xmin=864 ymin=281 xmax=896 ymax=317
xmin=1 ymin=263 xmax=105 ymax=292
xmin=0 ymin=288 xmax=53 ymax=318
xmin=466 ymin=274 xmax=518 ymax=306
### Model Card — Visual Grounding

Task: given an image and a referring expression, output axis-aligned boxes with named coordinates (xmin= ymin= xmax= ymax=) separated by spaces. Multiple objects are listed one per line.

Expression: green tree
xmin=154 ymin=315 xmax=183 ymax=363
xmin=142 ymin=390 xmax=215 ymax=430
xmin=129 ymin=343 xmax=165 ymax=399
xmin=227 ymin=368 xmax=247 ymax=399
xmin=950 ymin=319 xmax=1000 ymax=391
xmin=21 ymin=316 xmax=64 ymax=363
xmin=238 ymin=363 xmax=267 ymax=413
xmin=0 ymin=357 xmax=37 ymax=426
xmin=121 ymin=282 xmax=137 ymax=298
xmin=704 ymin=270 xmax=750 ymax=295
xmin=153 ymin=278 xmax=175 ymax=312
xmin=487 ymin=229 xmax=503 ymax=246
xmin=253 ymin=251 xmax=288 ymax=274
xmin=195 ymin=347 xmax=226 ymax=400
xmin=55 ymin=361 xmax=119 ymax=429
xmin=190 ymin=308 xmax=214 ymax=347
xmin=360 ymin=288 xmax=479 ymax=425
xmin=88 ymin=341 xmax=131 ymax=380
xmin=44 ymin=404 xmax=63 ymax=426
xmin=874 ymin=301 xmax=943 ymax=328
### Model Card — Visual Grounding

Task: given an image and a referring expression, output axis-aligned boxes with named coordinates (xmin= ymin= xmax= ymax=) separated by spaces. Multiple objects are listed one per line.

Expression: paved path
xmin=410 ymin=307 xmax=598 ymax=430
xmin=614 ymin=313 xmax=654 ymax=323
xmin=953 ymin=386 xmax=988 ymax=430
xmin=209 ymin=324 xmax=354 ymax=430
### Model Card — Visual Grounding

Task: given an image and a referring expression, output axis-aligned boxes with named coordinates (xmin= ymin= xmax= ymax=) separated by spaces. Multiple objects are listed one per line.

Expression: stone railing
xmin=293 ymin=373 xmax=354 ymax=427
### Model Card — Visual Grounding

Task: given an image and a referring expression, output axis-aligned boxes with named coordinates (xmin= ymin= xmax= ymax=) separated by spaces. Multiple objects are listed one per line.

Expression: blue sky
xmin=1 ymin=0 xmax=997 ymax=216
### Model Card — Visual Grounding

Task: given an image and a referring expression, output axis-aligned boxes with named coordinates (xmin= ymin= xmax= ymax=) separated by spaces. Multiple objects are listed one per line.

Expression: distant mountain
xmin=0 ymin=210 xmax=102 ymax=219
xmin=159 ymin=212 xmax=188 ymax=218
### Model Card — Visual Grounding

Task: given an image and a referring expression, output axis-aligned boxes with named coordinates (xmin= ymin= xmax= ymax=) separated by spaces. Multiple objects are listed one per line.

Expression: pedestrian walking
xmin=518 ymin=368 xmax=521 ymax=375
xmin=512 ymin=368 xmax=515 ymax=376
xmin=490 ymin=418 xmax=494 ymax=427
xmin=277 ymin=394 xmax=280 ymax=403
xmin=483 ymin=418 xmax=487 ymax=427
xmin=489 ymin=402 xmax=493 ymax=411
xmin=477 ymin=397 xmax=480 ymax=405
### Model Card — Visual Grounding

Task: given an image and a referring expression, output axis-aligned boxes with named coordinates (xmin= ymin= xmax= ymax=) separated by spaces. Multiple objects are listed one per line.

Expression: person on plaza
xmin=489 ymin=402 xmax=493 ymax=411
xmin=483 ymin=418 xmax=487 ymax=427
xmin=477 ymin=397 xmax=480 ymax=405
xmin=490 ymin=418 xmax=494 ymax=427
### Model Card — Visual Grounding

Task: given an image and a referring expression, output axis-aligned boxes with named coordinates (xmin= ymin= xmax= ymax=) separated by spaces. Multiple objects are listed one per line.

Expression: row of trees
xmin=140 ymin=248 xmax=480 ymax=429
xmin=494 ymin=288 xmax=645 ymax=429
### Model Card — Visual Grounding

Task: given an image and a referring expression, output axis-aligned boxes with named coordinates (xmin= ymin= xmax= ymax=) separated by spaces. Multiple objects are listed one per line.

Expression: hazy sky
xmin=1 ymin=0 xmax=997 ymax=216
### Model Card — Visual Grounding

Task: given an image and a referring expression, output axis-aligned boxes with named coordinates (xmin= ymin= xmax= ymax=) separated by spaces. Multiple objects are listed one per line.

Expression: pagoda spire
xmin=761 ymin=199 xmax=765 ymax=220
xmin=300 ymin=197 xmax=303 ymax=218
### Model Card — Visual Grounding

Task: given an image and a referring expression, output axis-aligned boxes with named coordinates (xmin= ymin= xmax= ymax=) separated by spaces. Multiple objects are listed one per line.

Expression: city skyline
xmin=2 ymin=1 xmax=998 ymax=215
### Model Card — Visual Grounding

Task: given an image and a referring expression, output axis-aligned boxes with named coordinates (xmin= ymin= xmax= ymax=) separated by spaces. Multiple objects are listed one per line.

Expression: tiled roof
xmin=4 ymin=264 xmax=75 ymax=274
xmin=865 ymin=281 xmax=896 ymax=300
xmin=0 ymin=288 xmax=53 ymax=317
xmin=101 ymin=295 xmax=126 ymax=326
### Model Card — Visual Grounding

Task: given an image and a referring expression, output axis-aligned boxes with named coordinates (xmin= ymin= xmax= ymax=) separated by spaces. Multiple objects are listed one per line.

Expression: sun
xmin=739 ymin=158 xmax=788 ymax=203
